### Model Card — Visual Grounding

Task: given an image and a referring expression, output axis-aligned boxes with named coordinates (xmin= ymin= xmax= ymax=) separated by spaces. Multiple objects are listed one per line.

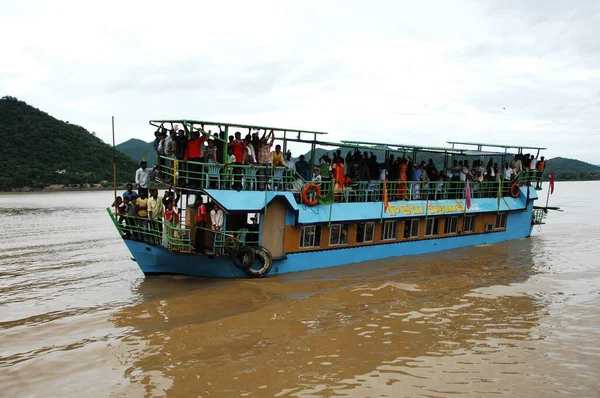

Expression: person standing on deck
xmin=123 ymin=196 xmax=138 ymax=238
xmin=412 ymin=162 xmax=423 ymax=200
xmin=285 ymin=150 xmax=295 ymax=169
xmin=210 ymin=205 xmax=224 ymax=232
xmin=209 ymin=205 xmax=224 ymax=253
xmin=147 ymin=189 xmax=163 ymax=245
xmin=271 ymin=144 xmax=287 ymax=167
xmin=164 ymin=199 xmax=180 ymax=244
xmin=135 ymin=161 xmax=154 ymax=198
xmin=536 ymin=156 xmax=546 ymax=189
xmin=504 ymin=162 xmax=514 ymax=181
xmin=183 ymin=127 xmax=208 ymax=187
xmin=332 ymin=157 xmax=345 ymax=197
xmin=295 ymin=155 xmax=309 ymax=180
xmin=195 ymin=197 xmax=208 ymax=253
xmin=165 ymin=129 xmax=177 ymax=159
xmin=312 ymin=168 xmax=322 ymax=186
xmin=228 ymin=131 xmax=247 ymax=191
xmin=135 ymin=190 xmax=150 ymax=241
xmin=122 ymin=183 xmax=138 ymax=202
xmin=397 ymin=157 xmax=408 ymax=200
xmin=205 ymin=139 xmax=218 ymax=164
xmin=156 ymin=131 xmax=167 ymax=178
xmin=257 ymin=130 xmax=275 ymax=190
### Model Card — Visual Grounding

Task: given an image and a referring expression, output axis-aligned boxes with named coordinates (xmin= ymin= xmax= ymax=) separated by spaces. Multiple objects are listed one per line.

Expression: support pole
xmin=112 ymin=116 xmax=117 ymax=204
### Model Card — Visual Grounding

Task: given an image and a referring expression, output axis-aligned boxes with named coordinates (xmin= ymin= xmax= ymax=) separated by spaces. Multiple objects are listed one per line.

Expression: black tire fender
xmin=232 ymin=247 xmax=255 ymax=270
xmin=244 ymin=246 xmax=274 ymax=278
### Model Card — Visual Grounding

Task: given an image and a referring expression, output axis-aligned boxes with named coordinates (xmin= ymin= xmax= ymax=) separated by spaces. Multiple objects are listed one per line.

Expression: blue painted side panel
xmin=203 ymin=186 xmax=537 ymax=225
xmin=124 ymin=204 xmax=534 ymax=278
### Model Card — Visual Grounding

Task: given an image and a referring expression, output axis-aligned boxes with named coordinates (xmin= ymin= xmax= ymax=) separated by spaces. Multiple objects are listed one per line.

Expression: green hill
xmin=116 ymin=138 xmax=156 ymax=165
xmin=0 ymin=96 xmax=138 ymax=190
xmin=546 ymin=157 xmax=600 ymax=181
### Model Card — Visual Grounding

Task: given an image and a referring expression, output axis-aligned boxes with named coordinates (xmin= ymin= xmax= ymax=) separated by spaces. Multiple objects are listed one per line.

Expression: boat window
xmin=463 ymin=215 xmax=475 ymax=232
xmin=356 ymin=222 xmax=375 ymax=243
xmin=300 ymin=226 xmax=321 ymax=248
xmin=444 ymin=217 xmax=458 ymax=234
xmin=329 ymin=224 xmax=349 ymax=246
xmin=425 ymin=218 xmax=439 ymax=236
xmin=381 ymin=220 xmax=398 ymax=241
xmin=495 ymin=213 xmax=507 ymax=229
xmin=404 ymin=219 xmax=420 ymax=239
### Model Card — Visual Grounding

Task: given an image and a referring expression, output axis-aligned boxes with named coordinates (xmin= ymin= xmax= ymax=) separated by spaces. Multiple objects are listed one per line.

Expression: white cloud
xmin=1 ymin=0 xmax=599 ymax=163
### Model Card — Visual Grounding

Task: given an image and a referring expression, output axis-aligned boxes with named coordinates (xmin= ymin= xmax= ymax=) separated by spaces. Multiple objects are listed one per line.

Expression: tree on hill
xmin=0 ymin=96 xmax=138 ymax=189
xmin=546 ymin=157 xmax=600 ymax=181
xmin=116 ymin=138 xmax=157 ymax=165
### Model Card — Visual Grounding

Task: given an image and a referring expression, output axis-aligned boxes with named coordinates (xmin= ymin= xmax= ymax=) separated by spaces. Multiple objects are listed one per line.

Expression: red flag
xmin=465 ymin=181 xmax=472 ymax=209
xmin=383 ymin=179 xmax=389 ymax=211
xmin=549 ymin=170 xmax=555 ymax=194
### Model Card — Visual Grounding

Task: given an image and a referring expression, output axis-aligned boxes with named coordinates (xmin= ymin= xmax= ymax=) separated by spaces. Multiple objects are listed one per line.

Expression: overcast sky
xmin=1 ymin=0 xmax=599 ymax=163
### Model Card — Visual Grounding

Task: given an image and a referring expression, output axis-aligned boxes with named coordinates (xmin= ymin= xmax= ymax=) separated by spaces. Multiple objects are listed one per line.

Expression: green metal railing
xmin=107 ymin=208 xmax=260 ymax=254
xmin=157 ymin=156 xmax=304 ymax=191
xmin=153 ymin=156 xmax=543 ymax=204
xmin=211 ymin=228 xmax=260 ymax=255
xmin=106 ymin=209 xmax=193 ymax=252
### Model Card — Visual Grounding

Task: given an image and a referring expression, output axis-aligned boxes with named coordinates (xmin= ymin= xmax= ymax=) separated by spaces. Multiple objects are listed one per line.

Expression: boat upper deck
xmin=148 ymin=119 xmax=547 ymax=213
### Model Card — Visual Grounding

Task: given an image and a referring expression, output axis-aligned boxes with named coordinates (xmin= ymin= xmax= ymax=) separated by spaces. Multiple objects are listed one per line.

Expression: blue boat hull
xmin=123 ymin=207 xmax=534 ymax=278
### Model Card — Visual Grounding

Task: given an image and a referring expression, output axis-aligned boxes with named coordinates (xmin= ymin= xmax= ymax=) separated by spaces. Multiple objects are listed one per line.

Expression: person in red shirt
xmin=194 ymin=196 xmax=208 ymax=253
xmin=228 ymin=131 xmax=247 ymax=191
xmin=183 ymin=128 xmax=208 ymax=187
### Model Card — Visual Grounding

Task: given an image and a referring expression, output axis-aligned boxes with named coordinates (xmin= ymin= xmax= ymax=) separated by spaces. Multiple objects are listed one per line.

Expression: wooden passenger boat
xmin=107 ymin=120 xmax=554 ymax=278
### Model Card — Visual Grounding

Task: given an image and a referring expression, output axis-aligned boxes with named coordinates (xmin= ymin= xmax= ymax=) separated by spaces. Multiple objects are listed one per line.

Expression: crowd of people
xmin=309 ymin=150 xmax=546 ymax=201
xmin=152 ymin=123 xmax=302 ymax=191
xmin=111 ymin=184 xmax=225 ymax=252
xmin=144 ymin=123 xmax=546 ymax=201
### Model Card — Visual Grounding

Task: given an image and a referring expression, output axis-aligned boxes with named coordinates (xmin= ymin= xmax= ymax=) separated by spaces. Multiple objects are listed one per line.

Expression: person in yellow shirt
xmin=135 ymin=190 xmax=149 ymax=241
xmin=147 ymin=189 xmax=164 ymax=244
xmin=270 ymin=144 xmax=287 ymax=167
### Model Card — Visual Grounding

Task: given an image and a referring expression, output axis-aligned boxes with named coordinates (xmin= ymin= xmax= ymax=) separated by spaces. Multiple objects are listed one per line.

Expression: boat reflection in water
xmin=109 ymin=239 xmax=551 ymax=397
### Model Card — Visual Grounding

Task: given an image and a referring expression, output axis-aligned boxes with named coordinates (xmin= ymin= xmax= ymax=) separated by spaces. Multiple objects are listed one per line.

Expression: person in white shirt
xmin=135 ymin=161 xmax=154 ymax=197
xmin=504 ymin=162 xmax=514 ymax=180
xmin=313 ymin=168 xmax=322 ymax=185
xmin=530 ymin=155 xmax=537 ymax=171
xmin=285 ymin=150 xmax=295 ymax=169
xmin=210 ymin=205 xmax=223 ymax=232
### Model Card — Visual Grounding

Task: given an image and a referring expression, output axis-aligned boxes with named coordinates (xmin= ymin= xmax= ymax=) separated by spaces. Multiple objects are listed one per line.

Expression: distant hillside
xmin=546 ymin=157 xmax=600 ymax=181
xmin=116 ymin=138 xmax=156 ymax=165
xmin=0 ymin=96 xmax=138 ymax=190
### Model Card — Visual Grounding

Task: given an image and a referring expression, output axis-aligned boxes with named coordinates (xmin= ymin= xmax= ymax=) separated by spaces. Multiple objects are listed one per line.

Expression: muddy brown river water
xmin=1 ymin=182 xmax=599 ymax=397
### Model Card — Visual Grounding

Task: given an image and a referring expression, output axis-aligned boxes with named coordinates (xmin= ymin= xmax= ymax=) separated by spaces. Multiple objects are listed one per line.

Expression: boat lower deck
xmin=124 ymin=205 xmax=534 ymax=278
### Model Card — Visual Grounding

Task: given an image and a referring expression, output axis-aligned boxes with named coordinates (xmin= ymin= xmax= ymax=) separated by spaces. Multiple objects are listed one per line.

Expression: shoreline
xmin=0 ymin=184 xmax=170 ymax=195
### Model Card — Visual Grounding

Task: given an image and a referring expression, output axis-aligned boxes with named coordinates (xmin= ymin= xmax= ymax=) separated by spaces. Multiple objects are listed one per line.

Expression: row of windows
xmin=299 ymin=214 xmax=506 ymax=248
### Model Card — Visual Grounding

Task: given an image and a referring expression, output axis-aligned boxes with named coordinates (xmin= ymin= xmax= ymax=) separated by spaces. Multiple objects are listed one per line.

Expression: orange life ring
xmin=510 ymin=183 xmax=520 ymax=198
xmin=302 ymin=183 xmax=321 ymax=206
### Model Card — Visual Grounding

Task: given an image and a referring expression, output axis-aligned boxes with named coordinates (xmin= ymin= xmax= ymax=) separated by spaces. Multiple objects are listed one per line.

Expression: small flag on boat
xmin=383 ymin=179 xmax=389 ymax=211
xmin=549 ymin=170 xmax=555 ymax=194
xmin=465 ymin=181 xmax=472 ymax=209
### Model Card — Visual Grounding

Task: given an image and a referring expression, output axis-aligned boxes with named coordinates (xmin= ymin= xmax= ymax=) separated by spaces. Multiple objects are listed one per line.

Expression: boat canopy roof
xmin=150 ymin=119 xmax=327 ymax=136
xmin=341 ymin=140 xmax=467 ymax=155
xmin=447 ymin=141 xmax=546 ymax=152
xmin=148 ymin=119 xmax=542 ymax=156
